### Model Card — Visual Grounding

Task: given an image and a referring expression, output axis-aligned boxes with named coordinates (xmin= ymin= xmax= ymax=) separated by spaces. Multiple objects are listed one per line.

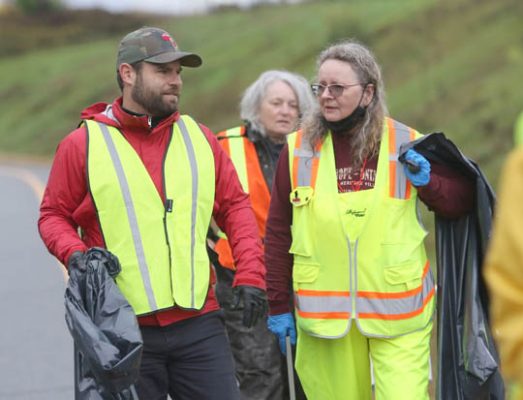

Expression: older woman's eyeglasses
xmin=311 ymin=83 xmax=363 ymax=98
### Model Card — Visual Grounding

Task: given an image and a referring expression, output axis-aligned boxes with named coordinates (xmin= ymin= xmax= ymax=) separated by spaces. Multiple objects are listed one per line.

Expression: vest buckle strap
xmin=290 ymin=186 xmax=314 ymax=207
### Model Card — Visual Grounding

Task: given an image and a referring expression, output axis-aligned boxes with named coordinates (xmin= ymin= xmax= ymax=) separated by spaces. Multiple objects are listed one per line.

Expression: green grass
xmin=1 ymin=0 xmax=522 ymax=189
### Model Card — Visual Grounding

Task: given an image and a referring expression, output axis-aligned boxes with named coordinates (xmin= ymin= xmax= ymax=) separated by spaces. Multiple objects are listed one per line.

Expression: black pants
xmin=136 ymin=311 xmax=240 ymax=400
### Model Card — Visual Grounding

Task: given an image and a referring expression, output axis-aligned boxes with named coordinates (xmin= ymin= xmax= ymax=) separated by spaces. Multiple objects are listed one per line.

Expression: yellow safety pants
xmin=295 ymin=321 xmax=433 ymax=400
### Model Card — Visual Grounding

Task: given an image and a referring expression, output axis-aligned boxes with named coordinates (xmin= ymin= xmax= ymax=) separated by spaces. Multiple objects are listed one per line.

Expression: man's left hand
xmin=230 ymin=285 xmax=268 ymax=328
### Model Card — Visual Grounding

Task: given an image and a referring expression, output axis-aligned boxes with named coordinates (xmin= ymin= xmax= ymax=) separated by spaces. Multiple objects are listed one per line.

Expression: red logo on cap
xmin=161 ymin=33 xmax=176 ymax=47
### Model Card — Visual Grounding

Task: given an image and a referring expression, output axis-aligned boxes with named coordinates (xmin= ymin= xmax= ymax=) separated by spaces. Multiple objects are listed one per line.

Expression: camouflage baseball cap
xmin=116 ymin=27 xmax=202 ymax=68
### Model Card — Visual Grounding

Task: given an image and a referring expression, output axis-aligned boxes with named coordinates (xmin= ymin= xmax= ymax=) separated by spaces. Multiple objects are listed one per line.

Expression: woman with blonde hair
xmin=265 ymin=40 xmax=474 ymax=399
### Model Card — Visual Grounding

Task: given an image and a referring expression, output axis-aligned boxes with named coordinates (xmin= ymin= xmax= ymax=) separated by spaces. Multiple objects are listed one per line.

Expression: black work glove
xmin=230 ymin=285 xmax=268 ymax=328
xmin=67 ymin=248 xmax=121 ymax=278
xmin=86 ymin=247 xmax=121 ymax=278
xmin=68 ymin=251 xmax=87 ymax=274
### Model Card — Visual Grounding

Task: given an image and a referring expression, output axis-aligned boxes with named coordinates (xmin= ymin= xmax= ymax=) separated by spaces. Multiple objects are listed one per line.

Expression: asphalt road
xmin=0 ymin=161 xmax=74 ymax=399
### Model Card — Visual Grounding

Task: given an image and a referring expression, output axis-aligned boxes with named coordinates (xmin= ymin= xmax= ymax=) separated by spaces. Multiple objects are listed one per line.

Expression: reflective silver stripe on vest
xmin=226 ymin=127 xmax=249 ymax=193
xmin=294 ymin=139 xmax=320 ymax=187
xmin=389 ymin=120 xmax=412 ymax=199
xmin=176 ymin=117 xmax=199 ymax=308
xmin=97 ymin=122 xmax=157 ymax=310
xmin=356 ymin=268 xmax=435 ymax=317
xmin=295 ymin=268 xmax=434 ymax=319
xmin=296 ymin=292 xmax=352 ymax=314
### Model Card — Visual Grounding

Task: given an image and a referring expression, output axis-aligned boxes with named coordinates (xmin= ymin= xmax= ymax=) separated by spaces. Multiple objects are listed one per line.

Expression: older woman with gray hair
xmin=264 ymin=40 xmax=474 ymax=399
xmin=240 ymin=70 xmax=316 ymax=142
xmin=209 ymin=69 xmax=315 ymax=400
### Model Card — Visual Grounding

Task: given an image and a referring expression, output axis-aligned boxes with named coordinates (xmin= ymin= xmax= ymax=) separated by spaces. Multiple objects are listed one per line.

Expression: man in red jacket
xmin=38 ymin=26 xmax=266 ymax=400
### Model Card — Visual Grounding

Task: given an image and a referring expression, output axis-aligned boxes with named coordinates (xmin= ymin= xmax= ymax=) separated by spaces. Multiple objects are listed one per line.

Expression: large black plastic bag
xmin=400 ymin=133 xmax=504 ymax=400
xmin=65 ymin=248 xmax=143 ymax=399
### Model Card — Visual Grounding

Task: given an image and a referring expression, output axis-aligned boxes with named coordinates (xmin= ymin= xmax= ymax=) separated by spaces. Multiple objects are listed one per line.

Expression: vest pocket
xmin=293 ymin=260 xmax=320 ymax=283
xmin=289 ymin=231 xmax=310 ymax=256
xmin=381 ymin=197 xmax=427 ymax=245
xmin=289 ymin=203 xmax=314 ymax=257
xmin=384 ymin=261 xmax=423 ymax=290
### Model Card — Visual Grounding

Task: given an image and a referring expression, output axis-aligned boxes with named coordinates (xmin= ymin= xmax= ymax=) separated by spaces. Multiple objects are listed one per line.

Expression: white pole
xmin=285 ymin=336 xmax=296 ymax=400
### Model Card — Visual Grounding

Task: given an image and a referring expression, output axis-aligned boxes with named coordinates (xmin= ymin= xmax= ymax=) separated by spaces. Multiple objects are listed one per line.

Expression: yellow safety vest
xmin=288 ymin=118 xmax=435 ymax=338
xmin=86 ymin=116 xmax=215 ymax=315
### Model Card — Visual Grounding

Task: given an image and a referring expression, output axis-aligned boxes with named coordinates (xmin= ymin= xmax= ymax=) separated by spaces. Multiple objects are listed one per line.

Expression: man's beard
xmin=131 ymin=74 xmax=179 ymax=117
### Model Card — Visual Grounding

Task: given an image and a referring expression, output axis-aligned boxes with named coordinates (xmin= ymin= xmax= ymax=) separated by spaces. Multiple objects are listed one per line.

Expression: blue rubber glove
xmin=403 ymin=149 xmax=431 ymax=187
xmin=267 ymin=312 xmax=296 ymax=355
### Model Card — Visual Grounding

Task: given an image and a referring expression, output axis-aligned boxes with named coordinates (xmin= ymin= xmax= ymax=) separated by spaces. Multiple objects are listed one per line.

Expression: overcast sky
xmin=62 ymin=0 xmax=300 ymax=15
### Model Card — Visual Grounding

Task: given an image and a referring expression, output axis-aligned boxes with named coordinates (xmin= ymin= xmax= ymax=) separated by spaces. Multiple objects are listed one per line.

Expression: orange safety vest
xmin=214 ymin=126 xmax=271 ymax=269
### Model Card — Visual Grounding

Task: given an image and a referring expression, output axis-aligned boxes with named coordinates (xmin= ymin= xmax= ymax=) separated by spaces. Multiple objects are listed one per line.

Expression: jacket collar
xmin=244 ymin=123 xmax=265 ymax=143
xmin=82 ymin=97 xmax=180 ymax=133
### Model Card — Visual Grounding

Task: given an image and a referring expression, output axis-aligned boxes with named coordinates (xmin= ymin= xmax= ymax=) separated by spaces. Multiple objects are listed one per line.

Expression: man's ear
xmin=118 ymin=63 xmax=136 ymax=87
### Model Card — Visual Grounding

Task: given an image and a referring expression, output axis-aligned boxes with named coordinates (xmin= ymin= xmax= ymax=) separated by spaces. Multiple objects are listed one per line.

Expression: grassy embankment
xmin=1 ymin=0 xmax=522 ymax=187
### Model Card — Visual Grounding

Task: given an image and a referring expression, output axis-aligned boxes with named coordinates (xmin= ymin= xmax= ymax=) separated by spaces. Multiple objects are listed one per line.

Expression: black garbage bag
xmin=400 ymin=133 xmax=504 ymax=400
xmin=65 ymin=247 xmax=143 ymax=399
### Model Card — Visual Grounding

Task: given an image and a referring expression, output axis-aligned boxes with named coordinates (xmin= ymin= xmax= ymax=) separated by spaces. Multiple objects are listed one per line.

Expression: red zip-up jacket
xmin=38 ymin=97 xmax=265 ymax=326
